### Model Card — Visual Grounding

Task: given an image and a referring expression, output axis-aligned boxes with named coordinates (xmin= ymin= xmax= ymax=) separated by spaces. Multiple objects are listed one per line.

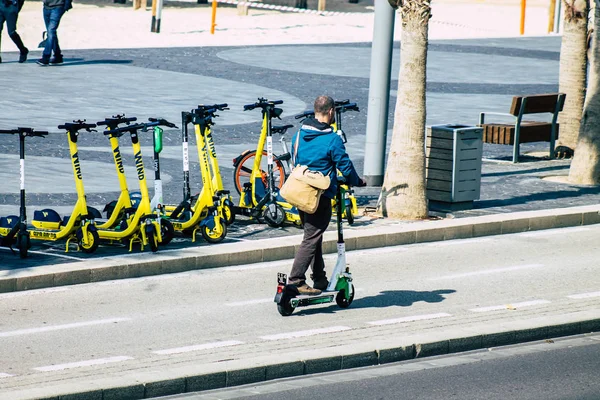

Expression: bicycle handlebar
xmin=96 ymin=115 xmax=137 ymax=127
xmin=58 ymin=120 xmax=97 ymax=132
xmin=0 ymin=127 xmax=49 ymax=137
xmin=243 ymin=98 xmax=284 ymax=111
xmin=294 ymin=102 xmax=359 ymax=120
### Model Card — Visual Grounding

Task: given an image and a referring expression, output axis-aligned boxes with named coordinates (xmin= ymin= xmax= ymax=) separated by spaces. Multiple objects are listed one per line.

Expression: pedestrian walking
xmin=0 ymin=0 xmax=28 ymax=63
xmin=287 ymin=95 xmax=366 ymax=295
xmin=37 ymin=0 xmax=72 ymax=66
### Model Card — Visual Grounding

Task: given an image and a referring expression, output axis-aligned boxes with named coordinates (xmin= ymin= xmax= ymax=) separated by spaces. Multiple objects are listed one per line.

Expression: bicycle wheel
xmin=233 ymin=150 xmax=286 ymax=195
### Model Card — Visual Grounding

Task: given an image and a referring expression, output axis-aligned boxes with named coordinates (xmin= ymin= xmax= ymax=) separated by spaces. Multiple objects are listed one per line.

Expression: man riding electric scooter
xmin=286 ymin=95 xmax=366 ymax=296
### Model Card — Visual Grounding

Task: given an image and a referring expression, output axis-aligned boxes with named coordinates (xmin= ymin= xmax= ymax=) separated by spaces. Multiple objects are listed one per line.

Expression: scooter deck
xmin=291 ymin=292 xmax=337 ymax=308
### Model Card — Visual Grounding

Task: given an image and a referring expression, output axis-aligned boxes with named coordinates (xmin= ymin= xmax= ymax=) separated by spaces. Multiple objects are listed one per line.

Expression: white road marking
xmin=567 ymin=291 xmax=600 ymax=299
xmin=0 ymin=287 xmax=70 ymax=300
xmin=469 ymin=300 xmax=551 ymax=313
xmin=430 ymin=264 xmax=544 ymax=280
xmin=367 ymin=313 xmax=452 ymax=326
xmin=226 ymin=298 xmax=272 ymax=307
xmin=153 ymin=340 xmax=244 ymax=355
xmin=260 ymin=326 xmax=352 ymax=341
xmin=0 ymin=317 xmax=131 ymax=338
xmin=33 ymin=356 xmax=133 ymax=372
xmin=519 ymin=227 xmax=591 ymax=237
xmin=0 ymin=373 xmax=14 ymax=378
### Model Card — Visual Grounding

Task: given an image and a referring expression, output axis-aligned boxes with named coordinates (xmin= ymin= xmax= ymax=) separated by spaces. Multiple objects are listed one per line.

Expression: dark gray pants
xmin=289 ymin=196 xmax=332 ymax=285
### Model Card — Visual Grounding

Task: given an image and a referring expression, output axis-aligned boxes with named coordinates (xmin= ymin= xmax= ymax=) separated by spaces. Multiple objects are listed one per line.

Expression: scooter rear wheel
xmin=335 ymin=284 xmax=355 ymax=308
xmin=79 ymin=229 xmax=100 ymax=254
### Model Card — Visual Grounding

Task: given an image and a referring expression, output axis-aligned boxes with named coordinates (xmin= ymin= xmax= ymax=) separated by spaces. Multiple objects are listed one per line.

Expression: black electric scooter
xmin=0 ymin=127 xmax=49 ymax=258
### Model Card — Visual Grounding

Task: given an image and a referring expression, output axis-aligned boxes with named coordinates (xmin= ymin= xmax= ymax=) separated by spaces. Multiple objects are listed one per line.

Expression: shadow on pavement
xmin=57 ymin=58 xmax=133 ymax=66
xmin=475 ymin=187 xmax=600 ymax=209
xmin=482 ymin=164 xmax=569 ymax=178
xmin=295 ymin=289 xmax=456 ymax=315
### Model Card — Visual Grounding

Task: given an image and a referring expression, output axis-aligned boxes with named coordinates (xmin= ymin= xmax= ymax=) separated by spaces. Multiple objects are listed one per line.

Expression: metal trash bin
xmin=425 ymin=124 xmax=483 ymax=211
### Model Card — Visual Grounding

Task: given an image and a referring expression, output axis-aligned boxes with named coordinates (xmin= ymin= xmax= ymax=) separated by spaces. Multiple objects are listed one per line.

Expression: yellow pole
xmin=520 ymin=0 xmax=526 ymax=35
xmin=547 ymin=0 xmax=556 ymax=33
xmin=211 ymin=0 xmax=218 ymax=34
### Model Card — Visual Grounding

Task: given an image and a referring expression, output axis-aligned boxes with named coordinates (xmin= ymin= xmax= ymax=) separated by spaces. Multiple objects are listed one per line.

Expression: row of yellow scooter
xmin=0 ymin=98 xmax=360 ymax=258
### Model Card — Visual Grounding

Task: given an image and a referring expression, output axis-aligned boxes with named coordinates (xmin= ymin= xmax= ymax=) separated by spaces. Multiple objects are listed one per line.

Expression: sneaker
xmin=19 ymin=48 xmax=28 ymax=63
xmin=36 ymin=58 xmax=49 ymax=66
xmin=312 ymin=275 xmax=329 ymax=291
xmin=295 ymin=283 xmax=321 ymax=296
xmin=50 ymin=55 xmax=63 ymax=65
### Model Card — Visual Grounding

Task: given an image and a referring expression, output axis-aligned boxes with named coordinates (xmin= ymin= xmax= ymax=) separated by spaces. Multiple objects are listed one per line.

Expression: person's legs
xmin=39 ymin=7 xmax=63 ymax=65
xmin=289 ymin=198 xmax=332 ymax=291
xmin=5 ymin=8 xmax=28 ymax=63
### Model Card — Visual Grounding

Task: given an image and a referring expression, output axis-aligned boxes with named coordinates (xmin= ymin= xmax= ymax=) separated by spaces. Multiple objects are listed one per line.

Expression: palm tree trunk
xmin=378 ymin=2 xmax=429 ymax=219
xmin=557 ymin=0 xmax=589 ymax=151
xmin=568 ymin=0 xmax=600 ymax=183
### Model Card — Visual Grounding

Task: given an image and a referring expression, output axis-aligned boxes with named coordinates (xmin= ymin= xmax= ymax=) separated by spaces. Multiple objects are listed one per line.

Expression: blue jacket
xmin=291 ymin=118 xmax=361 ymax=199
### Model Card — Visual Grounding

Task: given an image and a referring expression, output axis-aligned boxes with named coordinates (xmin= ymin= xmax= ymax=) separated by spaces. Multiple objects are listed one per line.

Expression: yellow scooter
xmin=96 ymin=119 xmax=176 ymax=252
xmin=30 ymin=121 xmax=100 ymax=253
xmin=94 ymin=114 xmax=139 ymax=230
xmin=156 ymin=108 xmax=228 ymax=243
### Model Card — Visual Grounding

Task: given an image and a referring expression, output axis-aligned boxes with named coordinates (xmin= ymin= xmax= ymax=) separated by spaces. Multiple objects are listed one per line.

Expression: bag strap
xmin=292 ymin=131 xmax=300 ymax=167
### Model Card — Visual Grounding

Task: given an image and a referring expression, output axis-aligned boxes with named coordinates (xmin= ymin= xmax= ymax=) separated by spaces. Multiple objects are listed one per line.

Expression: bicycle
xmin=232 ymin=99 xmax=360 ymax=224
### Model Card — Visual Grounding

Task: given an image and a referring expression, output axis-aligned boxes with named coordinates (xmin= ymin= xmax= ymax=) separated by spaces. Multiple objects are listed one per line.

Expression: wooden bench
xmin=478 ymin=93 xmax=566 ymax=163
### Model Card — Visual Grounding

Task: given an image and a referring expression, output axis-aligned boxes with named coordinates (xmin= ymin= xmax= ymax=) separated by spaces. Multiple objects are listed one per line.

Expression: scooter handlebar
xmin=243 ymin=99 xmax=284 ymax=111
xmin=0 ymin=128 xmax=49 ymax=137
xmin=147 ymin=118 xmax=178 ymax=129
xmin=58 ymin=121 xmax=97 ymax=132
xmin=197 ymin=103 xmax=229 ymax=111
xmin=96 ymin=115 xmax=137 ymax=127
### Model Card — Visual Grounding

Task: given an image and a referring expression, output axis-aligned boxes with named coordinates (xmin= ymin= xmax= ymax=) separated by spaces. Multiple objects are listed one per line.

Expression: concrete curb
xmin=2 ymin=204 xmax=600 ymax=294
xmin=10 ymin=311 xmax=600 ymax=400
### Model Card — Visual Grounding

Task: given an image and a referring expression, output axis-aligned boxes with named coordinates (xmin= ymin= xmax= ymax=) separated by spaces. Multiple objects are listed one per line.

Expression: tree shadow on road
xmin=295 ymin=289 xmax=456 ymax=316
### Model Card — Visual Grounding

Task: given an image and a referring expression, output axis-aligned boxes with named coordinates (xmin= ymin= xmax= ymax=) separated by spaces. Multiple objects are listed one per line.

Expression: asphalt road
xmin=1 ymin=224 xmax=599 ymax=395
xmin=164 ymin=334 xmax=600 ymax=400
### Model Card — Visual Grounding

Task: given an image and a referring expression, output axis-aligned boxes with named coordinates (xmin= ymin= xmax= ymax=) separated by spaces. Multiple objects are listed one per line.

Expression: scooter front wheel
xmin=223 ymin=203 xmax=235 ymax=225
xmin=201 ymin=218 xmax=227 ymax=244
xmin=160 ymin=219 xmax=175 ymax=246
xmin=336 ymin=284 xmax=355 ymax=308
xmin=17 ymin=231 xmax=30 ymax=259
xmin=79 ymin=229 xmax=100 ymax=254
xmin=147 ymin=224 xmax=159 ymax=253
